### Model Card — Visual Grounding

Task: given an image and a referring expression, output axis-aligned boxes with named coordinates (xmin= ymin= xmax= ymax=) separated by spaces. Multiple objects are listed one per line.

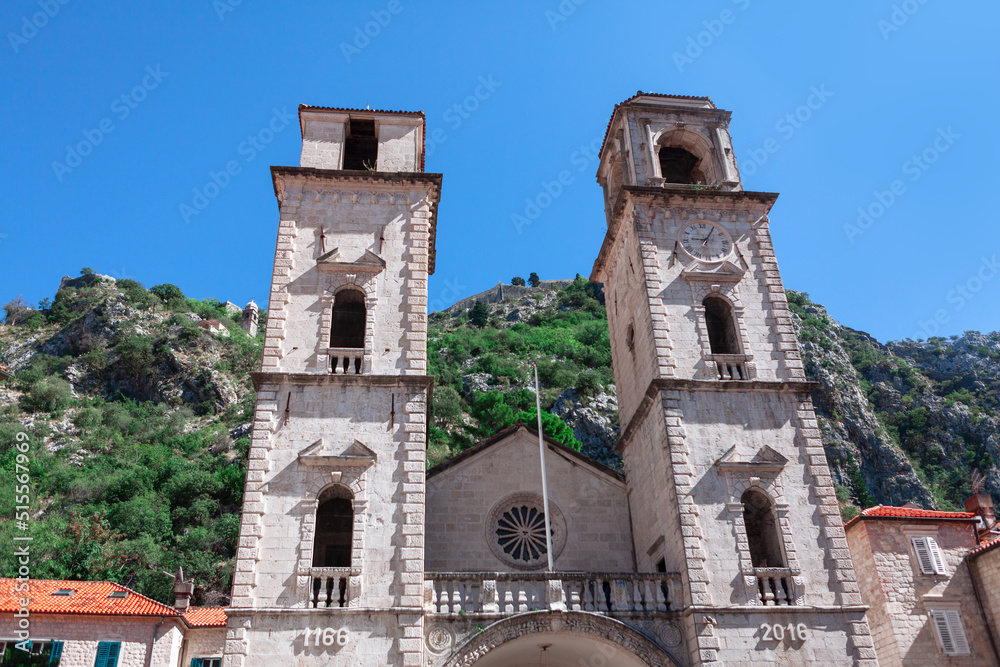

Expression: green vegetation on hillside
xmin=427 ymin=276 xmax=612 ymax=465
xmin=0 ymin=274 xmax=263 ymax=604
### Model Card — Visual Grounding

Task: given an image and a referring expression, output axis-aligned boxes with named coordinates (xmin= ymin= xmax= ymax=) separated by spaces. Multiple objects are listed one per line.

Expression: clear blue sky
xmin=1 ymin=0 xmax=997 ymax=342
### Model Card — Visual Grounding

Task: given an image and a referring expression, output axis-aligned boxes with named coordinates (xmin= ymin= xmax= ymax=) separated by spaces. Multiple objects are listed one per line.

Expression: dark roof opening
xmin=658 ymin=147 xmax=699 ymax=184
xmin=343 ymin=118 xmax=378 ymax=171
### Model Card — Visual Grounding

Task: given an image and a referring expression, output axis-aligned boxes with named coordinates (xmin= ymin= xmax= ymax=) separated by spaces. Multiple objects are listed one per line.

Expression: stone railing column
xmin=546 ymin=578 xmax=566 ymax=612
xmin=482 ymin=579 xmax=499 ymax=614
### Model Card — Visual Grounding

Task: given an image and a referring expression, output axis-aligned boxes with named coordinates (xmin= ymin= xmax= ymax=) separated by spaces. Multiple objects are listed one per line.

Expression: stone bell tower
xmin=224 ymin=105 xmax=440 ymax=667
xmin=591 ymin=93 xmax=878 ymax=665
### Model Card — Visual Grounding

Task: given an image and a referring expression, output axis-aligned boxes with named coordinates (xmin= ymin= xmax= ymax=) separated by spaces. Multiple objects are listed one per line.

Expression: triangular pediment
xmin=680 ymin=257 xmax=746 ymax=281
xmin=298 ymin=438 xmax=377 ymax=467
xmin=716 ymin=445 xmax=788 ymax=471
xmin=318 ymin=249 xmax=386 ymax=273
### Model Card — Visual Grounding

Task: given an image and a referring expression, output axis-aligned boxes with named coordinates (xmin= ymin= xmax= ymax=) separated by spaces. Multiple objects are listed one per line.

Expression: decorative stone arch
xmin=649 ymin=126 xmax=721 ymax=186
xmin=687 ymin=284 xmax=755 ymax=380
xmin=717 ymin=447 xmax=803 ymax=605
xmin=318 ymin=271 xmax=379 ymax=373
xmin=438 ymin=611 xmax=683 ymax=667
xmin=295 ymin=463 xmax=372 ymax=606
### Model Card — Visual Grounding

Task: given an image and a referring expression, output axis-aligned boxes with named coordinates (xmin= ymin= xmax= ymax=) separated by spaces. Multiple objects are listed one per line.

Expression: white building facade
xmin=222 ymin=96 xmax=880 ymax=666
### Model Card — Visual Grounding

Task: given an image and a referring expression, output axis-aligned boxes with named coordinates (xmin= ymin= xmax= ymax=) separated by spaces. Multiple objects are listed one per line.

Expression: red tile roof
xmin=968 ymin=536 xmax=1000 ymax=559
xmin=860 ymin=505 xmax=976 ymax=520
xmin=845 ymin=505 xmax=978 ymax=530
xmin=0 ymin=579 xmax=177 ymax=617
xmin=182 ymin=607 xmax=228 ymax=627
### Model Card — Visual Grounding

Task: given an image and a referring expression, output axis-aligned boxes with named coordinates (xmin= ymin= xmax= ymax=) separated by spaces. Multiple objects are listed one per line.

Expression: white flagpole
xmin=534 ymin=364 xmax=554 ymax=572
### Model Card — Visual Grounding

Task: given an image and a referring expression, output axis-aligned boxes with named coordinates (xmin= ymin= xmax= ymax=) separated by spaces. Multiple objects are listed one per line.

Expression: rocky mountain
xmin=790 ymin=291 xmax=1000 ymax=515
xmin=0 ymin=272 xmax=997 ymax=604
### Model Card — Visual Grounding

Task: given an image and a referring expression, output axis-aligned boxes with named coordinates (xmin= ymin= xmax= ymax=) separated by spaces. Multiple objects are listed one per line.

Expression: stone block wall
xmin=970 ymin=543 xmax=1000 ymax=659
xmin=846 ymin=518 xmax=997 ymax=665
xmin=425 ymin=428 xmax=633 ymax=573
xmin=259 ymin=175 xmax=436 ymax=377
xmin=298 ymin=110 xmax=422 ymax=173
xmin=0 ymin=615 xmax=182 ymax=667
xmin=180 ymin=626 xmax=226 ymax=665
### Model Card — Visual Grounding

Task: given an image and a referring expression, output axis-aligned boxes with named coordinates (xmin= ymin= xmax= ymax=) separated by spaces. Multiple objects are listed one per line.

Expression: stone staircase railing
xmin=425 ymin=572 xmax=682 ymax=616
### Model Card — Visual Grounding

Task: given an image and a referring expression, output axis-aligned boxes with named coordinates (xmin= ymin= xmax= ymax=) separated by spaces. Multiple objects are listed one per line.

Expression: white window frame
xmin=910 ymin=536 xmax=947 ymax=575
xmin=930 ymin=609 xmax=971 ymax=656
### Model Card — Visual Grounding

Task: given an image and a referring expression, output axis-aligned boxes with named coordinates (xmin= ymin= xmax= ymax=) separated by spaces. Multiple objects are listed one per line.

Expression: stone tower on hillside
xmin=223 ymin=105 xmax=440 ymax=667
xmin=240 ymin=299 xmax=259 ymax=338
xmin=590 ymin=93 xmax=878 ymax=665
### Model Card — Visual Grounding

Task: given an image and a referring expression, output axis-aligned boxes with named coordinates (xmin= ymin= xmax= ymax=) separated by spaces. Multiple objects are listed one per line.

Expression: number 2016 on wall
xmin=760 ymin=623 xmax=808 ymax=643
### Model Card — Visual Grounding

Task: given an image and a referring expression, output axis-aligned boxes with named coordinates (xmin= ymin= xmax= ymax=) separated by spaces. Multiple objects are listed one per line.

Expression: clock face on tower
xmin=678 ymin=221 xmax=733 ymax=263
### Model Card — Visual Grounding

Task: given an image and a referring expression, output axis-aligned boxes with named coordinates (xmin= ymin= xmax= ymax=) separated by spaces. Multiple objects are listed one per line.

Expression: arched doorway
xmin=439 ymin=611 xmax=682 ymax=667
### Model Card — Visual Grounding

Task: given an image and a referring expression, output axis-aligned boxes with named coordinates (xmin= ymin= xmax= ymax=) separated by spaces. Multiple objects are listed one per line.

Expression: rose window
xmin=496 ymin=505 xmax=549 ymax=562
xmin=486 ymin=493 xmax=566 ymax=570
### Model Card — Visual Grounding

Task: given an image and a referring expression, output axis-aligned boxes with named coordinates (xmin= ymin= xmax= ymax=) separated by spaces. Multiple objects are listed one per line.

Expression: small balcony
xmin=425 ymin=572 xmax=682 ymax=617
xmin=707 ymin=354 xmax=752 ymax=381
xmin=306 ymin=567 xmax=360 ymax=608
xmin=327 ymin=348 xmax=364 ymax=375
xmin=753 ymin=568 xmax=798 ymax=606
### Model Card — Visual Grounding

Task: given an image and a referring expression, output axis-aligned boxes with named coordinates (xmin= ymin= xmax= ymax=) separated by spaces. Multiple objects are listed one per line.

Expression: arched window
xmin=330 ymin=289 xmax=366 ymax=349
xmin=658 ymin=146 xmax=700 ymax=184
xmin=741 ymin=489 xmax=784 ymax=568
xmin=703 ymin=296 xmax=739 ymax=355
xmin=312 ymin=486 xmax=354 ymax=567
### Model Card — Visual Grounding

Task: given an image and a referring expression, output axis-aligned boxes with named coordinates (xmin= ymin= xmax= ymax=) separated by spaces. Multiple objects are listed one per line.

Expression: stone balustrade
xmin=328 ymin=348 xmax=364 ymax=374
xmin=753 ymin=568 xmax=797 ymax=606
xmin=425 ymin=572 xmax=681 ymax=617
xmin=307 ymin=567 xmax=359 ymax=608
xmin=709 ymin=354 xmax=751 ymax=380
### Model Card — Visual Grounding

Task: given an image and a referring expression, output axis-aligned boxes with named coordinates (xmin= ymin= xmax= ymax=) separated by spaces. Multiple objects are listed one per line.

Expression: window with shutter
xmin=911 ymin=536 xmax=947 ymax=575
xmin=191 ymin=659 xmax=203 ymax=667
xmin=94 ymin=642 xmax=121 ymax=667
xmin=931 ymin=609 xmax=971 ymax=655
xmin=925 ymin=536 xmax=947 ymax=574
xmin=50 ymin=641 xmax=64 ymax=665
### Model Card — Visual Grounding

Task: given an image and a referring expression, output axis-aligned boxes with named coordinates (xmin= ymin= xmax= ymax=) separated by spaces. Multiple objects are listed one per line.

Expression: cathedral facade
xmin=222 ymin=95 xmax=880 ymax=666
